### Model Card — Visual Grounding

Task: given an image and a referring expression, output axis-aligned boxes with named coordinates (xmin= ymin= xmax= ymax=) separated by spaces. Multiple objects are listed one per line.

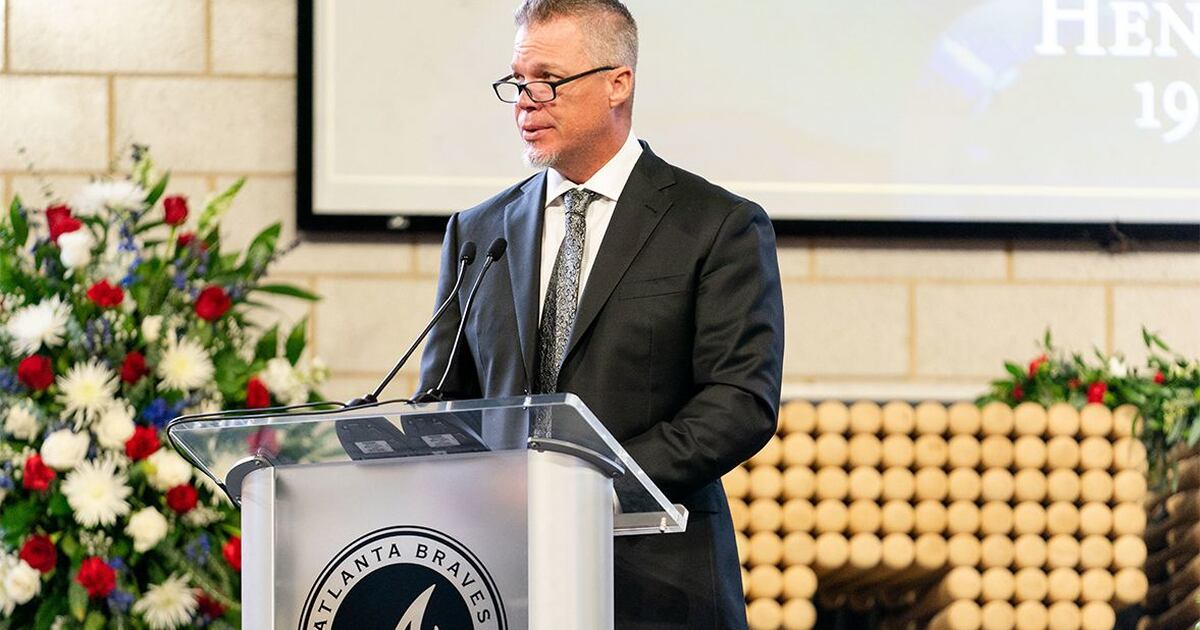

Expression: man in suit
xmin=418 ymin=0 xmax=784 ymax=626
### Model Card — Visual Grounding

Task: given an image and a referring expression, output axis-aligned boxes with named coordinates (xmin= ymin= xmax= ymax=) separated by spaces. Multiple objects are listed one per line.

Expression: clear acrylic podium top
xmin=167 ymin=393 xmax=687 ymax=535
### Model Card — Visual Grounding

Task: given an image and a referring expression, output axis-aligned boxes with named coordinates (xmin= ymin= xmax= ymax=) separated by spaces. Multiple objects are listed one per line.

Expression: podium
xmin=167 ymin=394 xmax=687 ymax=629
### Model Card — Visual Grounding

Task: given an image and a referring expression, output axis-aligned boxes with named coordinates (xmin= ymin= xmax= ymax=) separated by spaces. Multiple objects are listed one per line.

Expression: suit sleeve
xmin=620 ymin=200 xmax=784 ymax=499
xmin=415 ymin=213 xmax=483 ymax=400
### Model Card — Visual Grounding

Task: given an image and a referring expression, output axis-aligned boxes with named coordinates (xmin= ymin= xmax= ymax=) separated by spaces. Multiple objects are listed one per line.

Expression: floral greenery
xmin=980 ymin=329 xmax=1199 ymax=485
xmin=0 ymin=147 xmax=325 ymax=629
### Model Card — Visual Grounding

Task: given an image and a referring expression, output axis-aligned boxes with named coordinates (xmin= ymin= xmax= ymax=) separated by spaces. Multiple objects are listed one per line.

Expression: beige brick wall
xmin=3 ymin=1 xmax=1198 ymax=404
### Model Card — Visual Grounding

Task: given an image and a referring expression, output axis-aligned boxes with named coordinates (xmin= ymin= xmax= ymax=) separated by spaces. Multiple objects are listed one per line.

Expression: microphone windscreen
xmin=459 ymin=241 xmax=477 ymax=264
xmin=487 ymin=238 xmax=508 ymax=260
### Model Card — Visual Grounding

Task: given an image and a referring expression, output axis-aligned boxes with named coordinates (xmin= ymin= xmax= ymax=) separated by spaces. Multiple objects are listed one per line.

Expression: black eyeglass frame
xmin=492 ymin=66 xmax=617 ymax=103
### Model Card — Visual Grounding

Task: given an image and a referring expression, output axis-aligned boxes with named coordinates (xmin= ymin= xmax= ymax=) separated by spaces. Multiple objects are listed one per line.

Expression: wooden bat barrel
xmin=781 ymin=400 xmax=817 ymax=435
xmin=749 ymin=464 xmax=783 ymax=500
xmin=782 ymin=466 xmax=816 ymax=500
xmin=849 ymin=400 xmax=883 ymax=435
xmin=848 ymin=433 xmax=884 ymax=469
xmin=782 ymin=432 xmax=817 ymax=468
xmin=980 ymin=435 xmax=1015 ymax=470
xmin=947 ymin=401 xmax=982 ymax=436
xmin=1013 ymin=469 xmax=1048 ymax=503
xmin=1046 ymin=402 xmax=1080 ymax=437
xmin=816 ymin=400 xmax=850 ymax=435
xmin=882 ymin=401 xmax=916 ymax=435
xmin=881 ymin=434 xmax=916 ymax=469
xmin=915 ymin=401 xmax=948 ymax=436
xmin=1014 ymin=402 xmax=1049 ymax=436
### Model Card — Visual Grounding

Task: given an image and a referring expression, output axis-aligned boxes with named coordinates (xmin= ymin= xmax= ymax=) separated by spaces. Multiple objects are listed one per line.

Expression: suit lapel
xmin=564 ymin=145 xmax=675 ymax=361
xmin=503 ymin=173 xmax=546 ymax=390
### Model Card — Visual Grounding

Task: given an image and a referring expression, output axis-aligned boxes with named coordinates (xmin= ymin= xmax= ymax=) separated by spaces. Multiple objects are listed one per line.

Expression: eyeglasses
xmin=492 ymin=66 xmax=616 ymax=103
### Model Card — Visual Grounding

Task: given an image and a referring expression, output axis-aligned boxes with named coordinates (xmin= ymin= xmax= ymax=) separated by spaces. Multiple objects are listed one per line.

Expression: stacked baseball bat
xmin=726 ymin=400 xmax=1150 ymax=630
xmin=1142 ymin=446 xmax=1200 ymax=629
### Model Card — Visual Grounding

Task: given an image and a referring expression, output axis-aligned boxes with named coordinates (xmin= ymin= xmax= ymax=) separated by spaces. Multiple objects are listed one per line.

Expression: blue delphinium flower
xmin=106 ymin=589 xmax=134 ymax=614
xmin=0 ymin=368 xmax=19 ymax=393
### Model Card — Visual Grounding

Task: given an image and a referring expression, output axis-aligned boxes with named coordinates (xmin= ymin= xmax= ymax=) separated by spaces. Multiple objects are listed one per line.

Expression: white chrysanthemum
xmin=40 ymin=429 xmax=90 ymax=471
xmin=94 ymin=403 xmax=136 ymax=450
xmin=4 ymin=403 xmax=41 ymax=442
xmin=157 ymin=338 xmax=214 ymax=392
xmin=57 ymin=359 xmax=119 ymax=424
xmin=62 ymin=456 xmax=132 ymax=527
xmin=146 ymin=448 xmax=193 ymax=491
xmin=58 ymin=229 xmax=95 ymax=269
xmin=126 ymin=507 xmax=169 ymax=553
xmin=132 ymin=574 xmax=197 ymax=630
xmin=5 ymin=297 xmax=69 ymax=354
xmin=2 ymin=559 xmax=40 ymax=605
xmin=0 ymin=556 xmax=17 ymax=616
xmin=142 ymin=316 xmax=164 ymax=343
xmin=70 ymin=180 xmax=147 ymax=216
xmin=260 ymin=358 xmax=299 ymax=395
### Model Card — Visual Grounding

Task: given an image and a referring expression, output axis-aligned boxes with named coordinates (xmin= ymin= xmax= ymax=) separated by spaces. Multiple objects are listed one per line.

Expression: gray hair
xmin=514 ymin=0 xmax=639 ymax=70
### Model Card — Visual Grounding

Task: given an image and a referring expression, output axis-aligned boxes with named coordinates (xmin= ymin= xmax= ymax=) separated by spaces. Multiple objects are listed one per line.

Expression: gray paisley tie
xmin=535 ymin=188 xmax=598 ymax=401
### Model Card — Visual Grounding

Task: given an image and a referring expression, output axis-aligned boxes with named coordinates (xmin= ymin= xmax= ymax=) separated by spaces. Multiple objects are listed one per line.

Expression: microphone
xmin=345 ymin=241 xmax=477 ymax=407
xmin=415 ymin=238 xmax=507 ymax=403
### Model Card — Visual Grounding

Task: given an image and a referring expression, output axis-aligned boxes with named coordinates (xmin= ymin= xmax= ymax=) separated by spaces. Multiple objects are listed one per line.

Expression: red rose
xmin=163 ymin=195 xmax=189 ymax=226
xmin=86 ymin=280 xmax=124 ymax=308
xmin=246 ymin=427 xmax=280 ymax=457
xmin=245 ymin=377 xmax=270 ymax=409
xmin=196 ymin=590 xmax=226 ymax=619
xmin=1087 ymin=381 xmax=1108 ymax=404
xmin=222 ymin=536 xmax=241 ymax=572
xmin=1155 ymin=371 xmax=1166 ymax=385
xmin=19 ymin=535 xmax=57 ymax=573
xmin=125 ymin=425 xmax=160 ymax=461
xmin=17 ymin=355 xmax=54 ymax=390
xmin=1012 ymin=385 xmax=1024 ymax=401
xmin=76 ymin=557 xmax=116 ymax=598
xmin=22 ymin=454 xmax=56 ymax=492
xmin=46 ymin=204 xmax=82 ymax=244
xmin=166 ymin=484 xmax=198 ymax=514
xmin=121 ymin=351 xmax=148 ymax=384
xmin=177 ymin=232 xmax=208 ymax=252
xmin=195 ymin=286 xmax=232 ymax=321
xmin=1027 ymin=354 xmax=1048 ymax=378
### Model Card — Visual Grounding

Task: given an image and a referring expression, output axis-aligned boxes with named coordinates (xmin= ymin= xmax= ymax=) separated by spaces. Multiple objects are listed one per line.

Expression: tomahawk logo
xmin=299 ymin=527 xmax=506 ymax=629
xmin=395 ymin=585 xmax=436 ymax=630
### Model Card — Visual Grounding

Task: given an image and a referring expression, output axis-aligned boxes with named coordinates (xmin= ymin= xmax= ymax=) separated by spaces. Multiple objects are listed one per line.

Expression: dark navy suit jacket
xmin=418 ymin=142 xmax=784 ymax=629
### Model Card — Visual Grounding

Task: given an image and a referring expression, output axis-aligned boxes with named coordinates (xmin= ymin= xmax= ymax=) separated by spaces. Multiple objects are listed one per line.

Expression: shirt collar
xmin=544 ymin=131 xmax=643 ymax=208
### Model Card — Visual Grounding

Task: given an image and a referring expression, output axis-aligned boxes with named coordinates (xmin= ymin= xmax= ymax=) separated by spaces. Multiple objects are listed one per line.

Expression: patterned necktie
xmin=535 ymin=187 xmax=599 ymax=396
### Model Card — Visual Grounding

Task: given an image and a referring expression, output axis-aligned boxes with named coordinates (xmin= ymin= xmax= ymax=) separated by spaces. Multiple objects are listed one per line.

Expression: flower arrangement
xmin=0 ymin=147 xmax=326 ymax=629
xmin=981 ymin=329 xmax=1199 ymax=486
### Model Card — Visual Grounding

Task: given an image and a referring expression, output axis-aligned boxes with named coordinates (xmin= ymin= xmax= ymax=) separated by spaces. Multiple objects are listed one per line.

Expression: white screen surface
xmin=310 ymin=0 xmax=1200 ymax=224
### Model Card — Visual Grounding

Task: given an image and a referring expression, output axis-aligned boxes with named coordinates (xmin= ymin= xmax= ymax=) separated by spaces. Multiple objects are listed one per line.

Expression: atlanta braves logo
xmin=299 ymin=526 xmax=506 ymax=630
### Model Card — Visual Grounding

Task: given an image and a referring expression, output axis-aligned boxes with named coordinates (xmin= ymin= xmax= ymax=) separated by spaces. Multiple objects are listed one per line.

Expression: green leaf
xmin=144 ymin=171 xmax=171 ymax=208
xmin=286 ymin=316 xmax=308 ymax=364
xmin=198 ymin=177 xmax=245 ymax=235
xmin=255 ymin=326 xmax=279 ymax=361
xmin=1188 ymin=420 xmax=1200 ymax=447
xmin=253 ymin=283 xmax=320 ymax=301
xmin=83 ymin=611 xmax=106 ymax=630
xmin=1004 ymin=362 xmax=1024 ymax=381
xmin=48 ymin=492 xmax=71 ymax=517
xmin=134 ymin=219 xmax=167 ymax=235
xmin=68 ymin=581 xmax=88 ymax=622
xmin=9 ymin=195 xmax=28 ymax=248
xmin=1 ymin=499 xmax=39 ymax=546
xmin=241 ymin=223 xmax=281 ymax=275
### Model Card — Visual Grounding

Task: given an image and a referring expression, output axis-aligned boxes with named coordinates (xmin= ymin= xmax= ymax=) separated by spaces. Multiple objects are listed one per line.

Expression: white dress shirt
xmin=538 ymin=131 xmax=643 ymax=319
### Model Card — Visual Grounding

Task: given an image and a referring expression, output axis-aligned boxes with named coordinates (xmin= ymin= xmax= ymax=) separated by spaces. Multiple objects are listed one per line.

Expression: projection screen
xmin=302 ymin=0 xmax=1200 ymax=230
